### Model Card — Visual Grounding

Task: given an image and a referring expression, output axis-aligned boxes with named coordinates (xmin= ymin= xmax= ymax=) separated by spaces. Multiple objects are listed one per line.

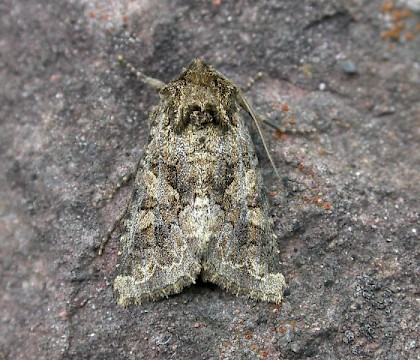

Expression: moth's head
xmin=162 ymin=59 xmax=240 ymax=130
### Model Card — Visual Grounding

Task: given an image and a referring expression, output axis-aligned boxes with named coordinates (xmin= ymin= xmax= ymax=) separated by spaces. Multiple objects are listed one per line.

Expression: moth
xmin=108 ymin=57 xmax=286 ymax=306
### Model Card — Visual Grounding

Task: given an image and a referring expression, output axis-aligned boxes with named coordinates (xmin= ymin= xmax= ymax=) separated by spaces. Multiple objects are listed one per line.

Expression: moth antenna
xmin=117 ymin=55 xmax=166 ymax=90
xmin=238 ymin=91 xmax=281 ymax=180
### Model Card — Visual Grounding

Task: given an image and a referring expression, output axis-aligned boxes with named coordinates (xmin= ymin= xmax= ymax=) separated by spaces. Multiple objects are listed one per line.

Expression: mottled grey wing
xmin=201 ymin=119 xmax=286 ymax=304
xmin=113 ymin=121 xmax=201 ymax=307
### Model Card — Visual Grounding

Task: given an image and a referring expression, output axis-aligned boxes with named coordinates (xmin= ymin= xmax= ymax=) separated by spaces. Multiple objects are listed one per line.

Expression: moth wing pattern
xmin=200 ymin=113 xmax=286 ymax=304
xmin=113 ymin=112 xmax=203 ymax=307
xmin=113 ymin=59 xmax=286 ymax=306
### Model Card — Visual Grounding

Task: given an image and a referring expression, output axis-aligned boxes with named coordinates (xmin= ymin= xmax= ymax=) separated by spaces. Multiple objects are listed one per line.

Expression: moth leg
xmin=98 ymin=157 xmax=142 ymax=255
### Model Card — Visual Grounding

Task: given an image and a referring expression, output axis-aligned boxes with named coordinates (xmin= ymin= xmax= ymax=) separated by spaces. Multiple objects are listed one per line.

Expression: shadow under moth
xmin=104 ymin=58 xmax=286 ymax=306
